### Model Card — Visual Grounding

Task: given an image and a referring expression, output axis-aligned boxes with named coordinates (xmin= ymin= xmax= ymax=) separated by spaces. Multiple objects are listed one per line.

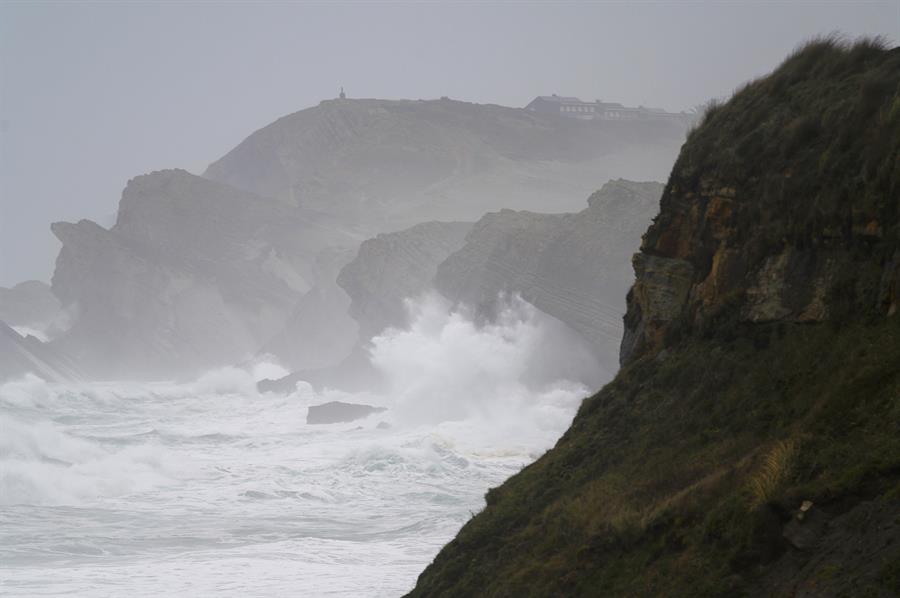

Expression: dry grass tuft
xmin=748 ymin=439 xmax=797 ymax=508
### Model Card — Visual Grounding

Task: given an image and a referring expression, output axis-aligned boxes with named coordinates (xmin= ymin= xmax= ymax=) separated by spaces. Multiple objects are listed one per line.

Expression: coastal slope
xmin=407 ymin=39 xmax=900 ymax=597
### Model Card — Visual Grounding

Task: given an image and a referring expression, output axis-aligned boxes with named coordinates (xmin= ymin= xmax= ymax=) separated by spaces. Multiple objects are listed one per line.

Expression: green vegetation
xmin=649 ymin=36 xmax=899 ymax=293
xmin=410 ymin=320 xmax=900 ymax=597
xmin=407 ymin=39 xmax=900 ymax=597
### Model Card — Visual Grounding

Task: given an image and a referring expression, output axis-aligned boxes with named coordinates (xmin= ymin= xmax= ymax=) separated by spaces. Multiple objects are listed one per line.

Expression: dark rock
xmin=783 ymin=505 xmax=830 ymax=551
xmin=306 ymin=401 xmax=387 ymax=425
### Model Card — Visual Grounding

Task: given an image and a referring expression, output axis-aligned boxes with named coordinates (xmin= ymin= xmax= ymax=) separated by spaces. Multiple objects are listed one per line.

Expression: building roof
xmin=534 ymin=95 xmax=584 ymax=103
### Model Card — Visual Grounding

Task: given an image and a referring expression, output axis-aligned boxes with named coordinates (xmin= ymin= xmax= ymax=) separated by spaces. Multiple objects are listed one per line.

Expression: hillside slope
xmin=408 ymin=39 xmax=900 ymax=597
xmin=204 ymin=97 xmax=686 ymax=231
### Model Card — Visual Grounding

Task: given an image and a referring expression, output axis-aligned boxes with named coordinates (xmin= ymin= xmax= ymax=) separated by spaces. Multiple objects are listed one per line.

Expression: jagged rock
xmin=783 ymin=505 xmax=830 ymax=551
xmin=435 ymin=179 xmax=664 ymax=374
xmin=306 ymin=401 xmax=387 ymax=425
xmin=619 ymin=254 xmax=694 ymax=364
xmin=49 ymin=169 xmax=359 ymax=378
xmin=337 ymin=221 xmax=472 ymax=338
xmin=760 ymin=500 xmax=900 ymax=596
xmin=257 ymin=345 xmax=383 ymax=395
xmin=205 ymin=98 xmax=686 ymax=232
xmin=622 ymin=85 xmax=899 ymax=364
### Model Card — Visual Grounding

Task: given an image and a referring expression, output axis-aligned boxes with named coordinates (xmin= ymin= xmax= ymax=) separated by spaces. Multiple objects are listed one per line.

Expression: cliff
xmin=257 ymin=247 xmax=359 ymax=371
xmin=50 ymin=169 xmax=359 ymax=378
xmin=337 ymin=221 xmax=472 ymax=339
xmin=435 ymin=179 xmax=662 ymax=377
xmin=407 ymin=39 xmax=900 ymax=597
xmin=50 ymin=96 xmax=687 ymax=380
xmin=204 ymin=97 xmax=686 ymax=232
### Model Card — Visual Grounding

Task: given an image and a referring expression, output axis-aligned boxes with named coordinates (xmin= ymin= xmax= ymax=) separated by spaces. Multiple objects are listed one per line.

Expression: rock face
xmin=50 ymin=169 xmax=359 ymax=378
xmin=407 ymin=41 xmax=900 ymax=598
xmin=306 ymin=401 xmax=387 ymax=425
xmin=49 ymin=97 xmax=688 ymax=380
xmin=0 ymin=280 xmax=63 ymax=339
xmin=620 ymin=45 xmax=899 ymax=364
xmin=0 ymin=322 xmax=83 ymax=382
xmin=205 ymin=97 xmax=686 ymax=232
xmin=337 ymin=221 xmax=472 ymax=338
xmin=257 ymin=247 xmax=359 ymax=371
xmin=436 ymin=179 xmax=663 ymax=374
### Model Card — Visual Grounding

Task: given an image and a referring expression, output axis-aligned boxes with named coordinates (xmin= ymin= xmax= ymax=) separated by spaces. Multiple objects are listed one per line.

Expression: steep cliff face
xmin=408 ymin=40 xmax=900 ymax=598
xmin=621 ymin=41 xmax=899 ymax=364
xmin=337 ymin=221 xmax=472 ymax=339
xmin=436 ymin=179 xmax=662 ymax=376
xmin=50 ymin=169 xmax=359 ymax=378
xmin=204 ymin=98 xmax=686 ymax=231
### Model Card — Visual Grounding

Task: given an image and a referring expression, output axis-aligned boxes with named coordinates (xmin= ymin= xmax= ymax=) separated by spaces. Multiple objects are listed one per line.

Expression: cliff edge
xmin=407 ymin=39 xmax=900 ymax=598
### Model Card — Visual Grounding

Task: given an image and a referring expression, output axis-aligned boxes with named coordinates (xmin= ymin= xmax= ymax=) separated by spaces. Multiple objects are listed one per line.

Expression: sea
xmin=0 ymin=295 xmax=603 ymax=596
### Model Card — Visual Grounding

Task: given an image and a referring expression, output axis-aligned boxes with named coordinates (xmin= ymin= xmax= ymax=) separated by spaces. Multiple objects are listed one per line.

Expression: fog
xmin=1 ymin=2 xmax=898 ymax=596
xmin=2 ymin=1 xmax=897 ymax=286
xmin=1 ymin=294 xmax=593 ymax=595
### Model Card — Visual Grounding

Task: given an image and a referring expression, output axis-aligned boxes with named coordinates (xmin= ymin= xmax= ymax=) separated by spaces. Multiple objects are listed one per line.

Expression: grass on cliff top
xmin=409 ymin=316 xmax=900 ymax=597
xmin=407 ymin=38 xmax=900 ymax=598
xmin=646 ymin=36 xmax=899 ymax=270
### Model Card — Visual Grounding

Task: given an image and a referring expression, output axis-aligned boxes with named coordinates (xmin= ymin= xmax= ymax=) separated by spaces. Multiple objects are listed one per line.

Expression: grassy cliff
xmin=407 ymin=38 xmax=900 ymax=597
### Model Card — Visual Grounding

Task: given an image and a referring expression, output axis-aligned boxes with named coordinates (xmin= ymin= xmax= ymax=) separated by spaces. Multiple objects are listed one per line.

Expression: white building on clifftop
xmin=525 ymin=94 xmax=689 ymax=124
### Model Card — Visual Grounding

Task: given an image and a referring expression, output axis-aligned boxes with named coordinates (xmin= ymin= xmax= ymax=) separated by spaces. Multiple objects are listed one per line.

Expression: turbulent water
xmin=0 ymin=295 xmax=599 ymax=597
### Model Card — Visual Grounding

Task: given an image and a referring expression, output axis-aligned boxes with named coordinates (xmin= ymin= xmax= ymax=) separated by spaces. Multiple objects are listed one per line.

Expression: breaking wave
xmin=0 ymin=293 xmax=601 ymax=596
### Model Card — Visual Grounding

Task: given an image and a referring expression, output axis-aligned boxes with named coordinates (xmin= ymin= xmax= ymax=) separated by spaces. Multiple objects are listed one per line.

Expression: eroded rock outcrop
xmin=337 ymin=221 xmax=472 ymax=338
xmin=306 ymin=401 xmax=387 ymax=425
xmin=436 ymin=179 xmax=663 ymax=374
xmin=50 ymin=169 xmax=359 ymax=378
xmin=622 ymin=61 xmax=900 ymax=363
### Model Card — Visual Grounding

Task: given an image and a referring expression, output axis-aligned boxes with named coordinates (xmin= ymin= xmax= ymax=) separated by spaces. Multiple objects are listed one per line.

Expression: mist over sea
xmin=0 ymin=295 xmax=595 ymax=596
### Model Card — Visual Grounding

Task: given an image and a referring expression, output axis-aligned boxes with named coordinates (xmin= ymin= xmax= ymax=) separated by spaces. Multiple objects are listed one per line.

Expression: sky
xmin=1 ymin=1 xmax=898 ymax=287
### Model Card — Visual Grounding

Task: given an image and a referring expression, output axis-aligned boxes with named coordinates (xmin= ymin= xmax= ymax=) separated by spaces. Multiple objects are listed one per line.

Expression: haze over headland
xmin=2 ymin=1 xmax=897 ymax=286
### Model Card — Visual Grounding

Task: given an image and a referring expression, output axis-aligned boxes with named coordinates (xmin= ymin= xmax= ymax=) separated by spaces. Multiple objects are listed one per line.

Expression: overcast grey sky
xmin=1 ymin=1 xmax=897 ymax=286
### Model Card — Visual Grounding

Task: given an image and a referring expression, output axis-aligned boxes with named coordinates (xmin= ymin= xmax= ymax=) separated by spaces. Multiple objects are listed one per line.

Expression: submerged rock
xmin=306 ymin=401 xmax=387 ymax=425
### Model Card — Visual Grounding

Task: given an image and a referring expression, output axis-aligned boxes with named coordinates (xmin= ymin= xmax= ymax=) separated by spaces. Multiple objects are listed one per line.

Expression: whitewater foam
xmin=0 ymin=294 xmax=601 ymax=596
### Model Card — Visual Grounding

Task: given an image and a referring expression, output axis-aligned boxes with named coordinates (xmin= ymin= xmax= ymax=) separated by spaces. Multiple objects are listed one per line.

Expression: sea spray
xmin=1 ymin=293 xmax=600 ymax=596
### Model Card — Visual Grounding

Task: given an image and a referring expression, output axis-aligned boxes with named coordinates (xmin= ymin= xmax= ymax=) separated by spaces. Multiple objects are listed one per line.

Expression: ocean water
xmin=0 ymin=295 xmax=600 ymax=597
